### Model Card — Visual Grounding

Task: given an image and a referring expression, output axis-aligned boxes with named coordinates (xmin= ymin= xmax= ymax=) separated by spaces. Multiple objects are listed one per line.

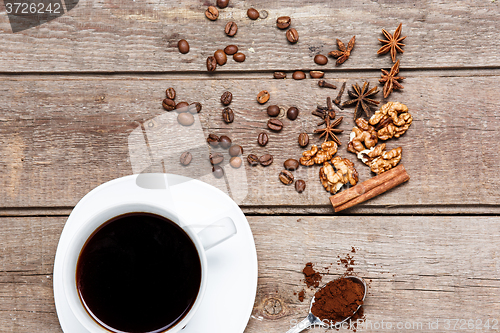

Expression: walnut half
xmin=347 ymin=118 xmax=378 ymax=154
xmin=319 ymin=156 xmax=358 ymax=194
xmin=369 ymin=101 xmax=412 ymax=140
xmin=300 ymin=141 xmax=338 ymax=166
xmin=358 ymin=143 xmax=402 ymax=174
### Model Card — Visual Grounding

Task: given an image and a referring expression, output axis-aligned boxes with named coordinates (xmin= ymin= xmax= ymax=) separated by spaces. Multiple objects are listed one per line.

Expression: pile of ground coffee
xmin=302 ymin=262 xmax=322 ymax=287
xmin=311 ymin=277 xmax=364 ymax=324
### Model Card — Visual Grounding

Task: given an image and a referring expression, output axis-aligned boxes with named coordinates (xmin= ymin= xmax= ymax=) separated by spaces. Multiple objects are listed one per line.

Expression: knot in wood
xmin=263 ymin=298 xmax=283 ymax=316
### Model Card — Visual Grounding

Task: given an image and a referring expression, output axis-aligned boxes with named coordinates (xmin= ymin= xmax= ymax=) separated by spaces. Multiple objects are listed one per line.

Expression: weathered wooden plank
xmin=0 ymin=0 xmax=500 ymax=72
xmin=0 ymin=216 xmax=499 ymax=332
xmin=0 ymin=74 xmax=499 ymax=213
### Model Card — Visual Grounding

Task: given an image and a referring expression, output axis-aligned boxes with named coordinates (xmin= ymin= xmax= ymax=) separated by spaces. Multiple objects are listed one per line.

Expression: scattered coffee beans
xmin=189 ymin=102 xmax=202 ymax=114
xmin=216 ymin=0 xmax=229 ymax=8
xmin=177 ymin=40 xmax=189 ymax=54
xmin=209 ymin=152 xmax=224 ymax=165
xmin=180 ymin=152 xmax=192 ymax=166
xmin=224 ymin=45 xmax=238 ymax=55
xmin=257 ymin=132 xmax=269 ymax=146
xmin=225 ymin=21 xmax=238 ymax=37
xmin=287 ymin=106 xmax=299 ymax=120
xmin=229 ymin=145 xmax=244 ymax=157
xmin=267 ymin=119 xmax=283 ymax=131
xmin=218 ymin=135 xmax=232 ymax=148
xmin=257 ymin=90 xmax=270 ymax=104
xmin=222 ymin=107 xmax=234 ymax=123
xmin=175 ymin=101 xmax=189 ymax=110
xmin=276 ymin=16 xmax=291 ymax=29
xmin=214 ymin=49 xmax=227 ymax=66
xmin=207 ymin=134 xmax=219 ymax=147
xmin=310 ymin=71 xmax=324 ymax=78
xmin=162 ymin=98 xmax=176 ymax=111
xmin=247 ymin=154 xmax=259 ymax=166
xmin=247 ymin=8 xmax=259 ymax=20
xmin=314 ymin=54 xmax=328 ymax=65
xmin=207 ymin=56 xmax=217 ymax=72
xmin=295 ymin=179 xmax=306 ymax=193
xmin=230 ymin=156 xmax=242 ymax=168
xmin=165 ymin=87 xmax=176 ymax=100
xmin=212 ymin=165 xmax=224 ymax=178
xmin=221 ymin=91 xmax=232 ymax=105
xmin=284 ymin=158 xmax=299 ymax=171
xmin=286 ymin=28 xmax=299 ymax=43
xmin=233 ymin=52 xmax=246 ymax=62
xmin=298 ymin=133 xmax=309 ymax=147
xmin=292 ymin=71 xmax=306 ymax=80
xmin=259 ymin=154 xmax=274 ymax=166
xmin=205 ymin=6 xmax=219 ymax=20
xmin=279 ymin=170 xmax=294 ymax=185
xmin=267 ymin=105 xmax=280 ymax=117
xmin=177 ymin=113 xmax=194 ymax=126
xmin=273 ymin=71 xmax=287 ymax=79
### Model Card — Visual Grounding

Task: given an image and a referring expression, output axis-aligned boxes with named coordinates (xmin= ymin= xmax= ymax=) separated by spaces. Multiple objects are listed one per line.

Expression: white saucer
xmin=53 ymin=174 xmax=258 ymax=333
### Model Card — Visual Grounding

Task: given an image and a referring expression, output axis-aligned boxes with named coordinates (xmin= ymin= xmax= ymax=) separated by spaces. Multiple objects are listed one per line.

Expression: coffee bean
xmin=205 ymin=6 xmax=219 ymax=20
xmin=314 ymin=54 xmax=328 ymax=65
xmin=177 ymin=40 xmax=189 ymax=54
xmin=214 ymin=49 xmax=227 ymax=66
xmin=257 ymin=132 xmax=269 ymax=146
xmin=276 ymin=16 xmax=291 ymax=29
xmin=218 ymin=135 xmax=232 ymax=149
xmin=180 ymin=152 xmax=192 ymax=166
xmin=247 ymin=154 xmax=259 ymax=166
xmin=224 ymin=45 xmax=238 ymax=55
xmin=221 ymin=91 xmax=232 ymax=105
xmin=212 ymin=165 xmax=224 ymax=178
xmin=229 ymin=145 xmax=243 ymax=157
xmin=165 ymin=87 xmax=176 ymax=100
xmin=209 ymin=152 xmax=224 ymax=165
xmin=188 ymin=102 xmax=202 ymax=114
xmin=233 ymin=52 xmax=246 ymax=62
xmin=284 ymin=158 xmax=299 ymax=171
xmin=207 ymin=56 xmax=217 ymax=71
xmin=176 ymin=101 xmax=189 ymax=110
xmin=267 ymin=119 xmax=283 ymax=131
xmin=247 ymin=8 xmax=259 ymax=20
xmin=207 ymin=134 xmax=219 ymax=147
xmin=267 ymin=105 xmax=280 ymax=117
xmin=230 ymin=156 xmax=242 ymax=168
xmin=259 ymin=154 xmax=274 ymax=166
xmin=295 ymin=179 xmax=306 ymax=193
xmin=273 ymin=71 xmax=287 ymax=79
xmin=279 ymin=170 xmax=294 ymax=185
xmin=222 ymin=107 xmax=234 ymax=123
xmin=257 ymin=90 xmax=270 ymax=104
xmin=298 ymin=133 xmax=309 ymax=147
xmin=177 ymin=112 xmax=194 ymax=126
xmin=162 ymin=98 xmax=176 ymax=111
xmin=216 ymin=0 xmax=229 ymax=8
xmin=225 ymin=21 xmax=238 ymax=37
xmin=310 ymin=71 xmax=324 ymax=79
xmin=287 ymin=106 xmax=299 ymax=120
xmin=292 ymin=71 xmax=305 ymax=80
xmin=286 ymin=28 xmax=299 ymax=43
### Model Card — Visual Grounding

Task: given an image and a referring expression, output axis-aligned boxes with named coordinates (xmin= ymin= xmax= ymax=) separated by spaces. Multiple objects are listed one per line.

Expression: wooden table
xmin=1 ymin=1 xmax=500 ymax=332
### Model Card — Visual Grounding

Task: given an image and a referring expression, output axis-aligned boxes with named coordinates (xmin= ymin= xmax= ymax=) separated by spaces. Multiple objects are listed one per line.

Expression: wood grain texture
xmin=1 ymin=0 xmax=500 ymax=72
xmin=0 ymin=74 xmax=499 ymax=213
xmin=1 ymin=216 xmax=499 ymax=332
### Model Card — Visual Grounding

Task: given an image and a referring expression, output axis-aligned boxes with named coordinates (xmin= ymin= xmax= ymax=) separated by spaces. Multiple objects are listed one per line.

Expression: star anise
xmin=314 ymin=116 xmax=344 ymax=145
xmin=379 ymin=60 xmax=405 ymax=98
xmin=377 ymin=23 xmax=406 ymax=63
xmin=328 ymin=36 xmax=355 ymax=66
xmin=341 ymin=82 xmax=380 ymax=120
xmin=312 ymin=97 xmax=339 ymax=126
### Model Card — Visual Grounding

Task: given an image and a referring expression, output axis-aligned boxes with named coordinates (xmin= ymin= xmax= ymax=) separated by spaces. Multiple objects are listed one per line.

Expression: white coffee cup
xmin=57 ymin=173 xmax=237 ymax=333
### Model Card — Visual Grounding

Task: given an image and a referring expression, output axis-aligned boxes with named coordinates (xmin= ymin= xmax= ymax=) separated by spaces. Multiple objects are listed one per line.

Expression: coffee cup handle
xmin=197 ymin=216 xmax=237 ymax=250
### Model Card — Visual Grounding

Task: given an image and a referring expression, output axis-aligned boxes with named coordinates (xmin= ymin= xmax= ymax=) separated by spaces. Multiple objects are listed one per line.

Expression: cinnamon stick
xmin=329 ymin=165 xmax=409 ymax=212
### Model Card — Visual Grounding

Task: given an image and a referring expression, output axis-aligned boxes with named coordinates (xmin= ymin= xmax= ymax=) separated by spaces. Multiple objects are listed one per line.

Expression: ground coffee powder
xmin=311 ymin=277 xmax=364 ymax=324
xmin=302 ymin=262 xmax=322 ymax=288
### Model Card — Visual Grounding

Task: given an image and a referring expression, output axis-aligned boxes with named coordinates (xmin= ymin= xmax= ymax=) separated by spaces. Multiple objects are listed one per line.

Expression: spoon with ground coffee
xmin=285 ymin=276 xmax=367 ymax=333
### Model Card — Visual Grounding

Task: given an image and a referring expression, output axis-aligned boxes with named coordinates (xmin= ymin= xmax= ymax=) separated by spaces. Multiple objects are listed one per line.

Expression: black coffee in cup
xmin=76 ymin=213 xmax=202 ymax=333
